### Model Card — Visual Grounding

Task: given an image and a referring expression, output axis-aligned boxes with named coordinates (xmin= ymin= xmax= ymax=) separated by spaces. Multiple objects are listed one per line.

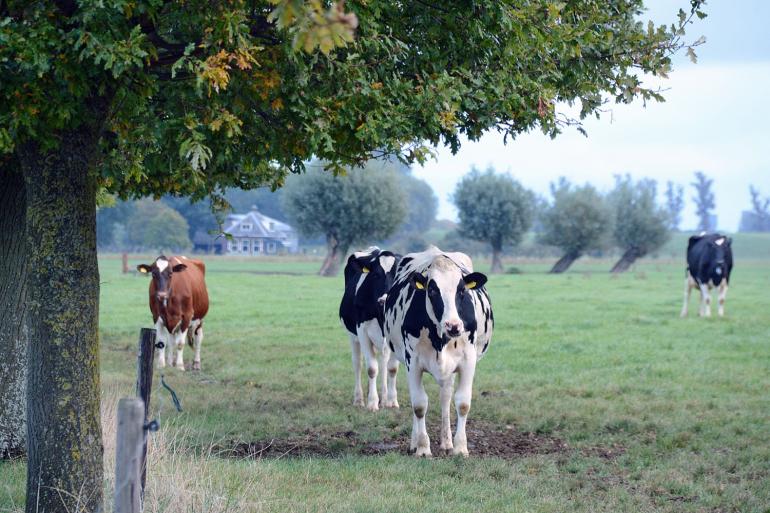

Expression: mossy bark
xmin=0 ymin=158 xmax=28 ymax=459
xmin=20 ymin=133 xmax=103 ymax=513
xmin=319 ymin=234 xmax=344 ymax=277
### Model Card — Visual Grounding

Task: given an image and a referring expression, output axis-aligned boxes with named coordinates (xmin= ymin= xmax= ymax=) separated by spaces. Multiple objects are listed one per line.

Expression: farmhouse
xmin=193 ymin=207 xmax=299 ymax=255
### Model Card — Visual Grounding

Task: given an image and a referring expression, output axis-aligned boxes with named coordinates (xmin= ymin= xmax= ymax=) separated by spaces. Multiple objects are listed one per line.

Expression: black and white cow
xmin=681 ymin=233 xmax=733 ymax=317
xmin=384 ymin=247 xmax=493 ymax=457
xmin=340 ymin=247 xmax=401 ymax=411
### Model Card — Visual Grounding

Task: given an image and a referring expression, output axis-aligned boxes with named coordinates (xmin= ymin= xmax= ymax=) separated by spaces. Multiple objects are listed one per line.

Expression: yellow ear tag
xmin=415 ymin=281 xmax=424 ymax=290
xmin=465 ymin=281 xmax=477 ymax=289
xmin=362 ymin=267 xmax=370 ymax=273
xmin=139 ymin=267 xmax=148 ymax=274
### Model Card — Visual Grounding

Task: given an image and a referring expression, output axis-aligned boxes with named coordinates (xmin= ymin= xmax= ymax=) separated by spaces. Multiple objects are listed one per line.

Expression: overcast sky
xmin=412 ymin=1 xmax=770 ymax=232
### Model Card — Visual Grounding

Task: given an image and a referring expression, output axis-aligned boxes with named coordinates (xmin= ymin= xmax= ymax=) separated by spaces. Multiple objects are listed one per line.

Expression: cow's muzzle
xmin=444 ymin=320 xmax=462 ymax=338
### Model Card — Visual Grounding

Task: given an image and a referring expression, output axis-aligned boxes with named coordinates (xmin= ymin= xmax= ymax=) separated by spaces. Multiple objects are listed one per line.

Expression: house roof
xmin=223 ymin=208 xmax=296 ymax=239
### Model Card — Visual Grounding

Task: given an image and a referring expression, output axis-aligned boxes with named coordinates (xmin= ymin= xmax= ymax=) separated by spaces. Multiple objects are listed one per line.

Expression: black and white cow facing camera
xmin=681 ymin=233 xmax=734 ymax=318
xmin=384 ymin=247 xmax=494 ymax=457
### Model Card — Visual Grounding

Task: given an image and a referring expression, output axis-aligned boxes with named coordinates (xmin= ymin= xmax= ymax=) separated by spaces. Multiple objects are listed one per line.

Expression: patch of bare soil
xmin=219 ymin=420 xmax=574 ymax=460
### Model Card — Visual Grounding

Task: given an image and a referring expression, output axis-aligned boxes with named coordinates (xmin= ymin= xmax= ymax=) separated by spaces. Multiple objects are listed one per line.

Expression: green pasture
xmin=2 ymin=247 xmax=769 ymax=512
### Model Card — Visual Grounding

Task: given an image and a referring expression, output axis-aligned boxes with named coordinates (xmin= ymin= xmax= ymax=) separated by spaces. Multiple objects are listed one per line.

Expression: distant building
xmin=192 ymin=206 xmax=299 ymax=255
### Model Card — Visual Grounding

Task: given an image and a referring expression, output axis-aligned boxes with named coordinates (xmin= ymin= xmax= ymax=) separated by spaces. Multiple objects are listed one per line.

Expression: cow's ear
xmin=350 ymin=256 xmax=371 ymax=274
xmin=410 ymin=272 xmax=427 ymax=290
xmin=464 ymin=272 xmax=487 ymax=290
xmin=726 ymin=237 xmax=733 ymax=247
xmin=172 ymin=263 xmax=187 ymax=273
xmin=137 ymin=264 xmax=152 ymax=274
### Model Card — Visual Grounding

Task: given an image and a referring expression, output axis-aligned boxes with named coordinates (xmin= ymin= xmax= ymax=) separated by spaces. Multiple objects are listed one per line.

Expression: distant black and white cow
xmin=681 ymin=233 xmax=733 ymax=317
xmin=384 ymin=247 xmax=493 ymax=457
xmin=340 ymin=247 xmax=401 ymax=411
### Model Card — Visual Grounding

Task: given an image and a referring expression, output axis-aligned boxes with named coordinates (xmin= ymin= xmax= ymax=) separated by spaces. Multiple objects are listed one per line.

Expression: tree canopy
xmin=2 ymin=0 xmax=706 ymax=199
xmin=282 ymin=162 xmax=406 ymax=275
xmin=692 ymin=171 xmax=716 ymax=232
xmin=539 ymin=178 xmax=611 ymax=273
xmin=609 ymin=174 xmax=670 ymax=272
xmin=453 ymin=168 xmax=535 ymax=273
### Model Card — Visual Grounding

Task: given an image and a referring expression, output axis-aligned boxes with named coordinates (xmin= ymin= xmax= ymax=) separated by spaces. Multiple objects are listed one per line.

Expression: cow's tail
xmin=186 ymin=328 xmax=194 ymax=348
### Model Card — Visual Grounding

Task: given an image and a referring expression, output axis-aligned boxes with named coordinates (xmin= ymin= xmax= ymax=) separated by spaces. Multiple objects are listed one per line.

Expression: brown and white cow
xmin=137 ymin=255 xmax=209 ymax=370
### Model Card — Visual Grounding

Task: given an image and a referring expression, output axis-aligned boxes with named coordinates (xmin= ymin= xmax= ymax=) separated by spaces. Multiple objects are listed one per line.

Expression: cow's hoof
xmin=192 ymin=361 xmax=201 ymax=371
xmin=384 ymin=399 xmax=399 ymax=409
xmin=353 ymin=397 xmax=364 ymax=407
xmin=452 ymin=446 xmax=469 ymax=457
xmin=414 ymin=446 xmax=432 ymax=458
xmin=176 ymin=364 xmax=185 ymax=372
xmin=366 ymin=403 xmax=380 ymax=412
xmin=438 ymin=446 xmax=453 ymax=456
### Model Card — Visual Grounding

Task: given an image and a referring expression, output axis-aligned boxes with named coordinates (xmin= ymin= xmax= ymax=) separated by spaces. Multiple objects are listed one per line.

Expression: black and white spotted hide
xmin=681 ymin=233 xmax=734 ymax=317
xmin=339 ymin=247 xmax=401 ymax=411
xmin=384 ymin=247 xmax=494 ymax=457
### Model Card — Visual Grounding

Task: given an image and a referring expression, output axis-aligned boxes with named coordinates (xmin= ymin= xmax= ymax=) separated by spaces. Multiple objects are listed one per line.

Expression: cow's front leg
xmin=171 ymin=330 xmax=186 ymax=370
xmin=349 ymin=335 xmax=364 ymax=407
xmin=453 ymin=358 xmax=477 ymax=457
xmin=438 ymin=375 xmax=455 ymax=455
xmin=699 ymin=284 xmax=712 ymax=317
xmin=154 ymin=321 xmax=167 ymax=368
xmin=408 ymin=365 xmax=431 ymax=457
xmin=384 ymin=352 xmax=399 ymax=408
xmin=357 ymin=328 xmax=379 ymax=411
xmin=718 ymin=282 xmax=728 ymax=317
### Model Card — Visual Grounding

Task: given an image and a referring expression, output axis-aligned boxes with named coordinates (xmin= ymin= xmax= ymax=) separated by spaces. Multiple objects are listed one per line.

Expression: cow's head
xmin=410 ymin=256 xmax=487 ymax=339
xmin=137 ymin=256 xmax=187 ymax=305
xmin=710 ymin=236 xmax=732 ymax=277
xmin=350 ymin=251 xmax=399 ymax=311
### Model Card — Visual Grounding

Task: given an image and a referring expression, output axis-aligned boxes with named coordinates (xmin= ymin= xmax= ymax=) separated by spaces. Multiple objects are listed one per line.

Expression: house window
xmin=268 ymin=222 xmax=275 ymax=231
xmin=254 ymin=244 xmax=260 ymax=254
xmin=240 ymin=223 xmax=252 ymax=231
xmin=228 ymin=240 xmax=237 ymax=252
xmin=267 ymin=242 xmax=276 ymax=253
xmin=242 ymin=240 xmax=250 ymax=253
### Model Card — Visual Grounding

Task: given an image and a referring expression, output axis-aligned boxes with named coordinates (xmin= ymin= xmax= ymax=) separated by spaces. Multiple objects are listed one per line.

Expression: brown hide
xmin=149 ymin=257 xmax=209 ymax=336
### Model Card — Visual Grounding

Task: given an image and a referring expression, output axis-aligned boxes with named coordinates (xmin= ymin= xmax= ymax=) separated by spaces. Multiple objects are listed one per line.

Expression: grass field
xmin=2 ymin=248 xmax=769 ymax=513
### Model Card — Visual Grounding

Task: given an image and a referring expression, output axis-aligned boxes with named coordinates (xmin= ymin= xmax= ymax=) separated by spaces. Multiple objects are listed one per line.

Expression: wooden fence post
xmin=135 ymin=328 xmax=156 ymax=497
xmin=114 ymin=398 xmax=145 ymax=513
xmin=122 ymin=252 xmax=129 ymax=274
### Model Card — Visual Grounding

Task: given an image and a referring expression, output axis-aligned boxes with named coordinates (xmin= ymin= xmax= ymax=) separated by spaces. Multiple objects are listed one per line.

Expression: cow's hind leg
xmin=408 ymin=365 xmax=431 ymax=457
xmin=438 ymin=375 xmax=455 ymax=455
xmin=453 ymin=358 xmax=477 ymax=457
xmin=384 ymin=352 xmax=399 ymax=408
xmin=349 ymin=334 xmax=364 ymax=407
xmin=192 ymin=322 xmax=203 ymax=371
xmin=680 ymin=276 xmax=694 ymax=317
xmin=718 ymin=282 xmax=728 ymax=317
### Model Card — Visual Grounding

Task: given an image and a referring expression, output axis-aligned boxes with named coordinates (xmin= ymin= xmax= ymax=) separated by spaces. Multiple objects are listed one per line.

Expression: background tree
xmin=453 ymin=169 xmax=535 ymax=273
xmin=126 ymin=199 xmax=192 ymax=252
xmin=609 ymin=175 xmax=670 ymax=273
xmin=664 ymin=181 xmax=685 ymax=231
xmin=282 ymin=163 xmax=406 ymax=276
xmin=0 ymin=0 xmax=706 ymax=510
xmin=692 ymin=171 xmax=716 ymax=232
xmin=386 ymin=169 xmax=438 ymax=253
xmin=539 ymin=178 xmax=611 ymax=273
xmin=741 ymin=185 xmax=770 ymax=232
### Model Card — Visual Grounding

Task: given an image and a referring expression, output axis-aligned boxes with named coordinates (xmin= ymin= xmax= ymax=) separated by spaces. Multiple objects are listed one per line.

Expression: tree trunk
xmin=0 ymin=159 xmax=29 ymax=459
xmin=20 ymin=133 xmax=103 ymax=513
xmin=610 ymin=247 xmax=642 ymax=273
xmin=549 ymin=251 xmax=581 ymax=274
xmin=490 ymin=246 xmax=504 ymax=274
xmin=318 ymin=234 xmax=344 ymax=277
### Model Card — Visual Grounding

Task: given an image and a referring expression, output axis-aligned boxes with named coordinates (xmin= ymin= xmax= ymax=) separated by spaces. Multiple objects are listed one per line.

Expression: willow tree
xmin=540 ymin=178 xmax=611 ymax=273
xmin=0 ymin=0 xmax=705 ymax=511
